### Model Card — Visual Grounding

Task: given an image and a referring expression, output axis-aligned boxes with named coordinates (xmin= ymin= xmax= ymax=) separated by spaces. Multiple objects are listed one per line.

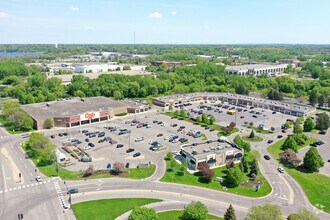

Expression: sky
xmin=0 ymin=0 xmax=330 ymax=44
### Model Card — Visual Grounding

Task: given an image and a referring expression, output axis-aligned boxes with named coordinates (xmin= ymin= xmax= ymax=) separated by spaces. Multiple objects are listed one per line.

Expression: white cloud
xmin=171 ymin=11 xmax=177 ymax=16
xmin=149 ymin=12 xmax=162 ymax=19
xmin=70 ymin=7 xmax=80 ymax=12
xmin=0 ymin=12 xmax=8 ymax=18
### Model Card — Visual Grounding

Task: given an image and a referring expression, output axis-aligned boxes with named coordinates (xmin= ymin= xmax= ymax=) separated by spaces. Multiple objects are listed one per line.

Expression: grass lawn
xmin=158 ymin=210 xmax=223 ymax=220
xmin=0 ymin=115 xmax=34 ymax=134
xmin=22 ymin=142 xmax=156 ymax=180
xmin=72 ymin=198 xmax=162 ymax=220
xmin=201 ymin=133 xmax=208 ymax=140
xmin=267 ymin=139 xmax=330 ymax=213
xmin=161 ymin=155 xmax=271 ymax=198
xmin=247 ymin=126 xmax=274 ymax=134
xmin=242 ymin=135 xmax=263 ymax=142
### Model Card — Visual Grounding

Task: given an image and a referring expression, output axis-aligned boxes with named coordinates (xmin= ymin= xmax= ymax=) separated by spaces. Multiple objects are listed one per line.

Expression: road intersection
xmin=0 ymin=125 xmax=329 ymax=220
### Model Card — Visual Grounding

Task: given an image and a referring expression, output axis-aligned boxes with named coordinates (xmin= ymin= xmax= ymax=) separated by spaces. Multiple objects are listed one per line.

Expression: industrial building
xmin=180 ymin=140 xmax=243 ymax=171
xmin=21 ymin=97 xmax=149 ymax=130
xmin=225 ymin=64 xmax=287 ymax=76
xmin=152 ymin=92 xmax=316 ymax=117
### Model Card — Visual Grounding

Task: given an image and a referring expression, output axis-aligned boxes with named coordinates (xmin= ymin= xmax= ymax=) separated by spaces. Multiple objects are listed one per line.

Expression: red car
xmin=240 ymin=116 xmax=245 ymax=118
xmin=171 ymin=116 xmax=176 ymax=119
xmin=209 ymin=129 xmax=215 ymax=132
xmin=177 ymin=128 xmax=182 ymax=132
xmin=157 ymin=133 xmax=163 ymax=137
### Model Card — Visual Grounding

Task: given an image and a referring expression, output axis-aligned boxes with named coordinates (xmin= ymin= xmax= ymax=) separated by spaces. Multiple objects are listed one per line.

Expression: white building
xmin=226 ymin=64 xmax=288 ymax=76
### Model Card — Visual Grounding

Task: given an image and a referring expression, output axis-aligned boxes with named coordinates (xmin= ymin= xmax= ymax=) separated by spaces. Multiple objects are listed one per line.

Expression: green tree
xmin=209 ymin=115 xmax=216 ymax=125
xmin=113 ymin=90 xmax=124 ymax=100
xmin=282 ymin=136 xmax=298 ymax=153
xmin=196 ymin=116 xmax=202 ymax=124
xmin=249 ymin=130 xmax=255 ymax=139
xmin=296 ymin=117 xmax=304 ymax=124
xmin=249 ymin=158 xmax=259 ymax=177
xmin=287 ymin=209 xmax=319 ymax=220
xmin=303 ymin=147 xmax=324 ymax=171
xmin=174 ymin=110 xmax=179 ymax=117
xmin=182 ymin=201 xmax=208 ymax=220
xmin=123 ymin=65 xmax=131 ymax=70
xmin=115 ymin=67 xmax=121 ymax=71
xmin=246 ymin=204 xmax=282 ymax=220
xmin=242 ymin=157 xmax=249 ymax=173
xmin=303 ymin=117 xmax=315 ymax=132
xmin=128 ymin=206 xmax=159 ymax=220
xmin=180 ymin=109 xmax=187 ymax=118
xmin=284 ymin=121 xmax=291 ymax=129
xmin=224 ymin=204 xmax=236 ymax=220
xmin=44 ymin=118 xmax=54 ymax=129
xmin=309 ymin=89 xmax=319 ymax=107
xmin=73 ymin=89 xmax=86 ymax=98
xmin=225 ymin=164 xmax=243 ymax=188
xmin=201 ymin=113 xmax=208 ymax=124
xmin=293 ymin=124 xmax=302 ymax=134
xmin=316 ymin=112 xmax=330 ymax=131
xmin=169 ymin=105 xmax=173 ymax=111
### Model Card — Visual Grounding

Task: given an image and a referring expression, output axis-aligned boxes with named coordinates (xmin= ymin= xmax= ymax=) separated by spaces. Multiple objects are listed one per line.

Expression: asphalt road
xmin=0 ymin=112 xmax=329 ymax=220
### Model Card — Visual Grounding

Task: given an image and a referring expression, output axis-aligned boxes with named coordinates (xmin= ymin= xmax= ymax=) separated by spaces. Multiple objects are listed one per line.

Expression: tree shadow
xmin=176 ymin=171 xmax=184 ymax=176
xmin=167 ymin=168 xmax=174 ymax=172
xmin=164 ymin=157 xmax=171 ymax=161
xmin=198 ymin=176 xmax=211 ymax=184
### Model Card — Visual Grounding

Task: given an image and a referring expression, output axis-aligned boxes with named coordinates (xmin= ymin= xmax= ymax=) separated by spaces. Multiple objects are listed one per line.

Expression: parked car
xmin=209 ymin=128 xmax=215 ymax=132
xmin=126 ymin=148 xmax=135 ymax=153
xmin=319 ymin=130 xmax=327 ymax=135
xmin=170 ymin=124 xmax=177 ymax=127
xmin=50 ymin=135 xmax=55 ymax=139
xmin=88 ymin=143 xmax=95 ymax=147
xmin=240 ymin=116 xmax=244 ymax=118
xmin=179 ymin=138 xmax=188 ymax=143
xmin=85 ymin=138 xmax=89 ymax=142
xmin=264 ymin=155 xmax=270 ymax=160
xmin=67 ymin=188 xmax=79 ymax=194
xmin=172 ymin=139 xmax=179 ymax=143
xmin=116 ymin=144 xmax=124 ymax=148
xmin=83 ymin=146 xmax=91 ymax=150
xmin=135 ymin=137 xmax=144 ymax=142
xmin=252 ymin=115 xmax=257 ymax=118
xmin=109 ymin=139 xmax=117 ymax=144
xmin=277 ymin=135 xmax=283 ymax=139
xmin=133 ymin=152 xmax=141 ymax=157
xmin=267 ymin=140 xmax=273 ymax=144
xmin=125 ymin=163 xmax=130 ymax=168
xmin=157 ymin=133 xmax=163 ymax=137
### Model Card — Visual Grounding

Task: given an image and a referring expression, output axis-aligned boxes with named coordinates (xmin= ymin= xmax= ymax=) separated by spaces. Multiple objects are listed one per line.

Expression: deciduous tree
xmin=182 ymin=201 xmax=208 ymax=220
xmin=246 ymin=204 xmax=282 ymax=220
xmin=303 ymin=147 xmax=324 ymax=171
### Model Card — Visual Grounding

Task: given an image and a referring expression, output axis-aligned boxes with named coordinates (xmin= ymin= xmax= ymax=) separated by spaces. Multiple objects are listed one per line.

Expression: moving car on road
xmin=67 ymin=188 xmax=79 ymax=194
xmin=264 ymin=155 xmax=270 ymax=160
xmin=133 ymin=152 xmax=141 ymax=157
xmin=35 ymin=176 xmax=42 ymax=182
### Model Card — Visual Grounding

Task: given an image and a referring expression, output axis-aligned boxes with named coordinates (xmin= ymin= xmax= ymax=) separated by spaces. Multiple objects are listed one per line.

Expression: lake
xmin=0 ymin=52 xmax=43 ymax=57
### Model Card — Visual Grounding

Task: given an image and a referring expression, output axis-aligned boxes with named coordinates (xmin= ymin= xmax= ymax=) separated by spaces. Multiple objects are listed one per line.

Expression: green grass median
xmin=72 ymin=198 xmax=161 ymax=220
xmin=161 ymin=155 xmax=271 ymax=198
xmin=267 ymin=139 xmax=330 ymax=213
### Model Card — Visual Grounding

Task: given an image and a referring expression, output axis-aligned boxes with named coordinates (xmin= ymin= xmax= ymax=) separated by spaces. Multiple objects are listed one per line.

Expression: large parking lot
xmin=174 ymin=101 xmax=297 ymax=131
xmin=49 ymin=111 xmax=218 ymax=170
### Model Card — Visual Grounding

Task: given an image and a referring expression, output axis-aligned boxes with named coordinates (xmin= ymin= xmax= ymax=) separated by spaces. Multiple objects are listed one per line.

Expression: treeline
xmin=1 ymin=61 xmax=330 ymax=105
xmin=1 ymin=44 xmax=330 ymax=62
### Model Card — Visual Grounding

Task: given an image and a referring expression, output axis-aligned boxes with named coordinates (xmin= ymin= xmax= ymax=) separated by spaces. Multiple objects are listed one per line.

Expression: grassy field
xmin=72 ymin=198 xmax=162 ymax=220
xmin=158 ymin=210 xmax=223 ymax=220
xmin=163 ymin=112 xmax=238 ymax=137
xmin=23 ymin=141 xmax=156 ymax=180
xmin=0 ymin=115 xmax=34 ymax=134
xmin=267 ymin=139 xmax=330 ymax=213
xmin=161 ymin=155 xmax=271 ymax=198
xmin=242 ymin=135 xmax=263 ymax=142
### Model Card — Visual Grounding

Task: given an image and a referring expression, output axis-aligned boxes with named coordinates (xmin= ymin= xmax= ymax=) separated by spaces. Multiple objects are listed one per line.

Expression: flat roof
xmin=153 ymin=92 xmax=315 ymax=113
xmin=226 ymin=64 xmax=287 ymax=71
xmin=21 ymin=97 xmax=129 ymax=121
xmin=182 ymin=141 xmax=241 ymax=160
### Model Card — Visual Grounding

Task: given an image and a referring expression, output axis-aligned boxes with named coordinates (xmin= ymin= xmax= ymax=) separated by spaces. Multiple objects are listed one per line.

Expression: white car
xmin=83 ymin=146 xmax=91 ymax=150
xmin=161 ymin=123 xmax=167 ymax=127
xmin=135 ymin=137 xmax=144 ymax=142
xmin=36 ymin=176 xmax=42 ymax=182
xmin=164 ymin=136 xmax=170 ymax=140
xmin=277 ymin=167 xmax=285 ymax=173
xmin=172 ymin=139 xmax=179 ymax=143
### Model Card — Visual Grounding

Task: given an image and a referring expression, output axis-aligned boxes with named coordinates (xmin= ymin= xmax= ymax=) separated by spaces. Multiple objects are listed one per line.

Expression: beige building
xmin=21 ymin=97 xmax=149 ymax=130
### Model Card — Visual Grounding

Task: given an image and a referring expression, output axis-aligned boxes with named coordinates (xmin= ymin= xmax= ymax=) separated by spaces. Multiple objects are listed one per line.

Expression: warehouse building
xmin=225 ymin=64 xmax=287 ymax=76
xmin=180 ymin=140 xmax=243 ymax=171
xmin=152 ymin=92 xmax=316 ymax=117
xmin=21 ymin=97 xmax=149 ymax=130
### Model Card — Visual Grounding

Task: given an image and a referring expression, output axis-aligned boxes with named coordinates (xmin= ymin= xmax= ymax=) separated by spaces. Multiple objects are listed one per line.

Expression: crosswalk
xmin=0 ymin=135 xmax=9 ymax=139
xmin=0 ymin=180 xmax=51 ymax=194
xmin=54 ymin=181 xmax=68 ymax=209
